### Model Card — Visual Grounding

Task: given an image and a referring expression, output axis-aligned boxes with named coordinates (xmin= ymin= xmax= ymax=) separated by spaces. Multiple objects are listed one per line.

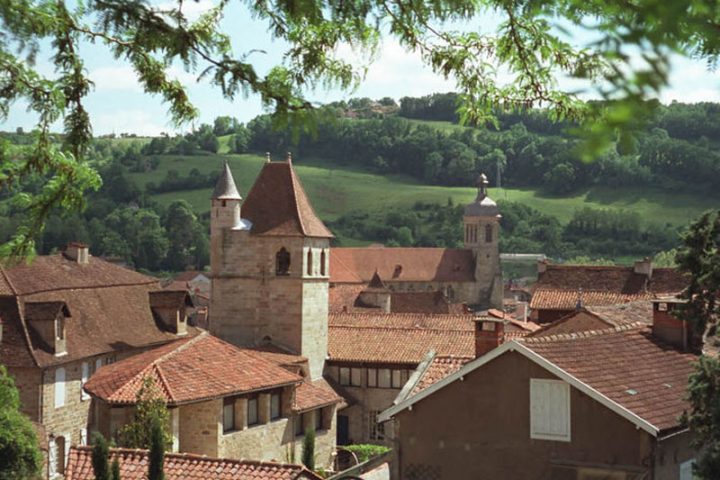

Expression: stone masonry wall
xmin=179 ymin=399 xmax=221 ymax=457
xmin=8 ymin=367 xmax=42 ymax=421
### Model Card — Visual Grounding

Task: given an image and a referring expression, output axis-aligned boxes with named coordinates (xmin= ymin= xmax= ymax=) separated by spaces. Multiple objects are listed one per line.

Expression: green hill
xmin=128 ymin=152 xmax=716 ymax=227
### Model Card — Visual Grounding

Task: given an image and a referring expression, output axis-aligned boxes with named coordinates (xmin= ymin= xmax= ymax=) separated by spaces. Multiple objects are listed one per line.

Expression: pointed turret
xmin=464 ymin=173 xmax=499 ymax=217
xmin=212 ymin=160 xmax=242 ymax=200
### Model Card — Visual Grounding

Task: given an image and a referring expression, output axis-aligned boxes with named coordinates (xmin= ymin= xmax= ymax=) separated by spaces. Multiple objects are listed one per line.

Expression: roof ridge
xmin=329 ymin=324 xmax=472 ymax=334
xmin=329 ymin=312 xmax=472 ymax=318
xmin=287 ymin=162 xmax=307 ymax=237
xmin=522 ymin=321 xmax=647 ymax=343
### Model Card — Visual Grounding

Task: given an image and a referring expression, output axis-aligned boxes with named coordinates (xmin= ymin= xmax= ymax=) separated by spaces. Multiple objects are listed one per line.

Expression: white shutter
xmin=54 ymin=368 xmax=66 ymax=408
xmin=80 ymin=428 xmax=87 ymax=446
xmin=680 ymin=459 xmax=695 ymax=480
xmin=48 ymin=439 xmax=57 ymax=478
xmin=81 ymin=362 xmax=90 ymax=400
xmin=530 ymin=379 xmax=570 ymax=441
xmin=63 ymin=433 xmax=71 ymax=470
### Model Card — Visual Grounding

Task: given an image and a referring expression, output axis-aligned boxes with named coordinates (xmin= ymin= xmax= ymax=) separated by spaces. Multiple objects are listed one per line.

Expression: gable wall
xmin=394 ymin=351 xmax=654 ymax=479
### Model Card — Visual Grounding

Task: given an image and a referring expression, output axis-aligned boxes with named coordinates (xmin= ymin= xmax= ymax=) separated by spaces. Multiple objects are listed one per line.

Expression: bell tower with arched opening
xmin=463 ymin=173 xmax=503 ymax=309
xmin=209 ymin=156 xmax=332 ymax=379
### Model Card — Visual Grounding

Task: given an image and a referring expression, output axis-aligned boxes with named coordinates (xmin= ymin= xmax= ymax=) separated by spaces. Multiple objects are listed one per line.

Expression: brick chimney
xmin=64 ymin=242 xmax=89 ymax=264
xmin=651 ymin=298 xmax=690 ymax=350
xmin=474 ymin=317 xmax=505 ymax=357
xmin=633 ymin=257 xmax=653 ymax=279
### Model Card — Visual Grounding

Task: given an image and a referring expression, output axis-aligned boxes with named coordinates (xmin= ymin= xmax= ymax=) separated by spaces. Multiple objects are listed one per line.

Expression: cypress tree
xmin=301 ymin=427 xmax=315 ymax=471
xmin=110 ymin=458 xmax=121 ymax=480
xmin=148 ymin=417 xmax=165 ymax=480
xmin=91 ymin=433 xmax=110 ymax=480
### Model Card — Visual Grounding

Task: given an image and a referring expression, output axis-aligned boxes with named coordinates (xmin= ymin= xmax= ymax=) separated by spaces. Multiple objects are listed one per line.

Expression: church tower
xmin=209 ymin=157 xmax=332 ymax=380
xmin=463 ymin=173 xmax=503 ymax=309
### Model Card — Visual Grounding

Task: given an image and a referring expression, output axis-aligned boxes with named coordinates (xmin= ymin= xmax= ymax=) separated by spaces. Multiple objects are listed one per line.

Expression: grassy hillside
xmin=128 ymin=152 xmax=717 ymax=229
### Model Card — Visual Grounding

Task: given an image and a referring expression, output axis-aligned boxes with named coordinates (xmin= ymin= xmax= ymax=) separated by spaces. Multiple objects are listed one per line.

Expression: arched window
xmin=320 ymin=250 xmax=326 ymax=276
xmin=306 ymin=249 xmax=313 ymax=276
xmin=276 ymin=248 xmax=291 ymax=276
xmin=485 ymin=224 xmax=493 ymax=243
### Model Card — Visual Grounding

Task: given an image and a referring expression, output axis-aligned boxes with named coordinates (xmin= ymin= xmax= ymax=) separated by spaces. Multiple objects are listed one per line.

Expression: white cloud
xmin=93 ymin=109 xmax=175 ymax=136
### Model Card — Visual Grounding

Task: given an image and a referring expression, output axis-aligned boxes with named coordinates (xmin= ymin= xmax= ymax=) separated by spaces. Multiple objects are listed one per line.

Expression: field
xmin=127 ymin=152 xmax=718 ymax=229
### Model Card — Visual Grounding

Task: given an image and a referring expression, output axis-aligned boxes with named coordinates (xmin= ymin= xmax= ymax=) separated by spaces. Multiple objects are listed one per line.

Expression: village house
xmin=83 ymin=332 xmax=342 ymax=466
xmin=64 ymin=446 xmax=323 ymax=480
xmin=530 ymin=259 xmax=688 ymax=323
xmin=380 ymin=298 xmax=698 ymax=480
xmin=0 ymin=244 xmax=200 ymax=479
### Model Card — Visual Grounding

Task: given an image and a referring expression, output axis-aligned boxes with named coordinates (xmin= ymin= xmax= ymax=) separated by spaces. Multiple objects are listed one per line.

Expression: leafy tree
xmin=163 ymin=200 xmax=206 ymax=271
xmin=0 ymin=365 xmax=42 ymax=479
xmin=91 ymin=433 xmax=111 ymax=480
xmin=118 ymin=377 xmax=172 ymax=450
xmin=301 ymin=427 xmax=315 ymax=471
xmin=684 ymin=356 xmax=720 ymax=479
xmin=148 ymin=416 xmax=165 ymax=480
xmin=3 ymin=0 xmax=720 ymax=256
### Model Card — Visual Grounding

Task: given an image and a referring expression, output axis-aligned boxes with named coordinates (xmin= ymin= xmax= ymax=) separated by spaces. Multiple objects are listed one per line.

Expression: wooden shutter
xmin=54 ymin=368 xmax=66 ymax=408
xmin=530 ymin=379 xmax=570 ymax=441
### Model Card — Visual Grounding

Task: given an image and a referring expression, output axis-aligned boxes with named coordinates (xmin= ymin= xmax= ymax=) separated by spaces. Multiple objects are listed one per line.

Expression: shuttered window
xmin=530 ymin=379 xmax=571 ymax=442
xmin=54 ymin=368 xmax=66 ymax=408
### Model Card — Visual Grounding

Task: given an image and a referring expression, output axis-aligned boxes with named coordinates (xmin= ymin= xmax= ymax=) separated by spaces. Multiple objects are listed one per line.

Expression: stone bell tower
xmin=463 ymin=173 xmax=503 ymax=309
xmin=209 ymin=156 xmax=332 ymax=379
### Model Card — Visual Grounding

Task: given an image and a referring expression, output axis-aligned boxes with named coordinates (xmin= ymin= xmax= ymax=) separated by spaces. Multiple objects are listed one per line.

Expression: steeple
xmin=212 ymin=160 xmax=242 ymax=200
xmin=464 ymin=172 xmax=499 ymax=217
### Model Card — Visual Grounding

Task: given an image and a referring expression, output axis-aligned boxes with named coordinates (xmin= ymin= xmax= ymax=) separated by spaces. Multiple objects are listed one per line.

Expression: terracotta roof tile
xmin=84 ymin=334 xmax=302 ymax=405
xmin=531 ymin=265 xmax=687 ymax=311
xmin=330 ymin=247 xmax=475 ymax=283
xmin=521 ymin=324 xmax=697 ymax=432
xmin=0 ymin=297 xmax=36 ymax=367
xmin=293 ymin=378 xmax=345 ymax=412
xmin=411 ymin=355 xmax=472 ymax=396
xmin=529 ymin=302 xmax=654 ymax=338
xmin=242 ymin=162 xmax=333 ymax=238
xmin=328 ymin=313 xmax=475 ymax=364
xmin=65 ymin=447 xmax=322 ymax=480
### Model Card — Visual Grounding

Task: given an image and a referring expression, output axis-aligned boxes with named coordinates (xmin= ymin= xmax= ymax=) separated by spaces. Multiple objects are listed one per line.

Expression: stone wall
xmin=179 ymin=399 xmax=221 ymax=457
xmin=8 ymin=367 xmax=42 ymax=421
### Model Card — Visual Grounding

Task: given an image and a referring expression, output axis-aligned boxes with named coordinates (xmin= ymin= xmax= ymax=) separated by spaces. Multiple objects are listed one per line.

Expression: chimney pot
xmin=64 ymin=242 xmax=89 ymax=264
xmin=474 ymin=318 xmax=505 ymax=357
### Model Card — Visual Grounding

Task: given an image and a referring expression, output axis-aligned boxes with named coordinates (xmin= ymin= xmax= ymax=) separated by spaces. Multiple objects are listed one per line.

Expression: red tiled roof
xmin=2 ymin=254 xmax=157 ymax=295
xmin=328 ymin=284 xmax=462 ymax=315
xmin=530 ymin=265 xmax=687 ymax=311
xmin=411 ymin=355 xmax=472 ymax=396
xmin=293 ymin=378 xmax=345 ymax=412
xmin=330 ymin=247 xmax=475 ymax=283
xmin=242 ymin=161 xmax=333 ymax=238
xmin=84 ymin=333 xmax=301 ymax=405
xmin=522 ymin=325 xmax=697 ymax=432
xmin=328 ymin=313 xmax=475 ymax=364
xmin=173 ymin=270 xmax=209 ymax=282
xmin=65 ymin=446 xmax=322 ymax=480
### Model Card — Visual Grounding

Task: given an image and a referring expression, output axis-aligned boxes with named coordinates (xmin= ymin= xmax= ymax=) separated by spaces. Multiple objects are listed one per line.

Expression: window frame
xmin=378 ymin=368 xmax=392 ymax=389
xmin=222 ymin=397 xmax=235 ymax=433
xmin=315 ymin=408 xmax=324 ymax=431
xmin=367 ymin=368 xmax=378 ymax=388
xmin=529 ymin=378 xmax=571 ymax=442
xmin=270 ymin=392 xmax=282 ymax=421
xmin=247 ymin=395 xmax=259 ymax=427
xmin=339 ymin=367 xmax=351 ymax=386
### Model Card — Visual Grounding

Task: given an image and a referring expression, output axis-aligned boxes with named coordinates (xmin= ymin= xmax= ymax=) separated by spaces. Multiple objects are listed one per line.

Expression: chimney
xmin=474 ymin=317 xmax=505 ymax=358
xmin=64 ymin=242 xmax=89 ymax=264
xmin=651 ymin=298 xmax=690 ymax=350
xmin=634 ymin=257 xmax=653 ymax=279
xmin=537 ymin=260 xmax=547 ymax=275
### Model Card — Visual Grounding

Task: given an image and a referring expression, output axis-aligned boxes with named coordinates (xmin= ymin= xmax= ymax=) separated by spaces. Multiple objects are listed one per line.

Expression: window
xmin=270 ymin=392 xmax=281 ymax=420
xmin=369 ymin=411 xmax=384 ymax=440
xmin=306 ymin=249 xmax=313 ymax=276
xmin=679 ymin=460 xmax=695 ymax=480
xmin=378 ymin=369 xmax=391 ymax=388
xmin=276 ymin=248 xmax=291 ymax=275
xmin=295 ymin=413 xmax=306 ymax=436
xmin=80 ymin=429 xmax=87 ymax=446
xmin=223 ymin=398 xmax=235 ymax=433
xmin=247 ymin=396 xmax=259 ymax=426
xmin=50 ymin=435 xmax=66 ymax=477
xmin=391 ymin=370 xmax=407 ymax=389
xmin=81 ymin=362 xmax=90 ymax=401
xmin=54 ymin=367 xmax=66 ymax=408
xmin=315 ymin=408 xmax=324 ymax=431
xmin=530 ymin=379 xmax=571 ymax=442
xmin=320 ymin=250 xmax=326 ymax=276
xmin=485 ymin=224 xmax=493 ymax=243
xmin=351 ymin=368 xmax=362 ymax=387
xmin=339 ymin=367 xmax=350 ymax=386
xmin=367 ymin=368 xmax=377 ymax=388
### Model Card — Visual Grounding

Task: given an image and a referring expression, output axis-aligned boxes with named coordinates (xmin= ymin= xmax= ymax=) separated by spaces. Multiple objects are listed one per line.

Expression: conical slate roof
xmin=464 ymin=172 xmax=499 ymax=217
xmin=211 ymin=161 xmax=242 ymax=200
xmin=242 ymin=161 xmax=333 ymax=238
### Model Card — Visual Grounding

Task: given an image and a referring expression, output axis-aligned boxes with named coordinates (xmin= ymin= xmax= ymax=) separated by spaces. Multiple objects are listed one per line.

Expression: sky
xmin=4 ymin=0 xmax=720 ymax=136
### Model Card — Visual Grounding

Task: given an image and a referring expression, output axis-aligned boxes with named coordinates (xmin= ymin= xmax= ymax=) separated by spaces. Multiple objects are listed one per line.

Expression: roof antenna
xmin=265 ymin=152 xmax=271 ymax=163
xmin=287 ymin=151 xmax=292 ymax=164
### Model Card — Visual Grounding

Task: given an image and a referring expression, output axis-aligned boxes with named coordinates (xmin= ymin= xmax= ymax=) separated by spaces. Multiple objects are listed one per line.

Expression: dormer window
xmin=25 ymin=301 xmax=71 ymax=356
xmin=149 ymin=290 xmax=193 ymax=336
xmin=276 ymin=248 xmax=290 ymax=276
